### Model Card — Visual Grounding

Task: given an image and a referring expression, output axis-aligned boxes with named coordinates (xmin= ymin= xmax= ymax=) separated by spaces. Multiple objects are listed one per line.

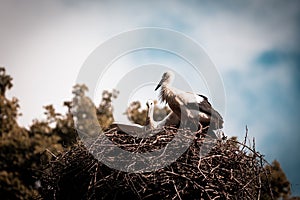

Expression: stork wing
xmin=186 ymin=98 xmax=213 ymax=116
xmin=111 ymin=123 xmax=144 ymax=134
xmin=197 ymin=94 xmax=211 ymax=106
xmin=184 ymin=94 xmax=224 ymax=126
xmin=157 ymin=111 xmax=180 ymax=128
xmin=180 ymin=93 xmax=212 ymax=115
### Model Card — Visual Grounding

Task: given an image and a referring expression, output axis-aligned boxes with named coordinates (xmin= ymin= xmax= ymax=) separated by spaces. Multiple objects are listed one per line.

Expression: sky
xmin=1 ymin=0 xmax=300 ymax=195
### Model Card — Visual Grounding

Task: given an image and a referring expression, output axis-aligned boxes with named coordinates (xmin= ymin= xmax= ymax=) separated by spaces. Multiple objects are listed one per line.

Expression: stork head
xmin=146 ymin=99 xmax=154 ymax=108
xmin=155 ymin=71 xmax=174 ymax=91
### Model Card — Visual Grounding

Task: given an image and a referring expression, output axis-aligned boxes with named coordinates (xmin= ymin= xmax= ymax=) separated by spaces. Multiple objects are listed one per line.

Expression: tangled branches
xmin=41 ymin=127 xmax=272 ymax=199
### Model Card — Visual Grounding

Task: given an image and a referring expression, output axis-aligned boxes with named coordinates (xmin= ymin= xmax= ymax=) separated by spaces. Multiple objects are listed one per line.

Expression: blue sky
xmin=1 ymin=0 xmax=300 ymax=195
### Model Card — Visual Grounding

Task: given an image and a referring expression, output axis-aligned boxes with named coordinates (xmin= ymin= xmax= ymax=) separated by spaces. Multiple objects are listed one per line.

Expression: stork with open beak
xmin=154 ymin=71 xmax=224 ymax=130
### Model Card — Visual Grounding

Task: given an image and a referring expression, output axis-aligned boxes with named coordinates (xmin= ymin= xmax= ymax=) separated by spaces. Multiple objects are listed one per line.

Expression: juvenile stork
xmin=146 ymin=100 xmax=180 ymax=129
xmin=111 ymin=100 xmax=160 ymax=137
xmin=154 ymin=71 xmax=224 ymax=129
xmin=111 ymin=100 xmax=180 ymax=137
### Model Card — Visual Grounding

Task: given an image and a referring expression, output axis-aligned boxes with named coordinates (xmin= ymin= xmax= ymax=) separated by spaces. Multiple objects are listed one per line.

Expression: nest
xmin=41 ymin=127 xmax=271 ymax=200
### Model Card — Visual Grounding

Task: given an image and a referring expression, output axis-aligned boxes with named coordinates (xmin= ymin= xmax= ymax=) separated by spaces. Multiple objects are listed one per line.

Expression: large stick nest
xmin=41 ymin=127 xmax=271 ymax=200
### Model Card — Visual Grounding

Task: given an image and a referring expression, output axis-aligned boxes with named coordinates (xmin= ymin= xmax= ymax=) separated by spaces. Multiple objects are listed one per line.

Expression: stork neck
xmin=146 ymin=106 xmax=154 ymax=125
xmin=161 ymin=85 xmax=175 ymax=103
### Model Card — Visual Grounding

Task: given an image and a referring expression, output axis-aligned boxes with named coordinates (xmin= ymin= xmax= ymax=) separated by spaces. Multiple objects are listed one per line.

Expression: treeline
xmin=0 ymin=67 xmax=297 ymax=199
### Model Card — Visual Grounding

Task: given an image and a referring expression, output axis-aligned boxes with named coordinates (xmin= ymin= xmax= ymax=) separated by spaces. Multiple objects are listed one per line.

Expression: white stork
xmin=145 ymin=99 xmax=180 ymax=129
xmin=111 ymin=99 xmax=180 ymax=137
xmin=154 ymin=71 xmax=224 ymax=130
xmin=111 ymin=100 xmax=160 ymax=137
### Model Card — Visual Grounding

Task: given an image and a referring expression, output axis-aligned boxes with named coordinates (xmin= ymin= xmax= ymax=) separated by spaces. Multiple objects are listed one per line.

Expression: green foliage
xmin=0 ymin=67 xmax=13 ymax=96
xmin=0 ymin=171 xmax=39 ymax=199
xmin=0 ymin=67 xmax=299 ymax=199
xmin=43 ymin=103 xmax=77 ymax=147
xmin=0 ymin=67 xmax=65 ymax=199
xmin=96 ymin=89 xmax=119 ymax=130
xmin=0 ymin=68 xmax=41 ymax=198
xmin=0 ymin=69 xmax=121 ymax=199
xmin=72 ymin=84 xmax=103 ymax=136
xmin=261 ymin=160 xmax=291 ymax=200
xmin=125 ymin=101 xmax=147 ymax=125
xmin=288 ymin=197 xmax=300 ymax=200
xmin=0 ymin=68 xmax=19 ymax=134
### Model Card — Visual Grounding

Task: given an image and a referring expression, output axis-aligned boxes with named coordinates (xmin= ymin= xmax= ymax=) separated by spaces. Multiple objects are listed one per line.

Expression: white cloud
xmin=1 ymin=0 xmax=147 ymax=126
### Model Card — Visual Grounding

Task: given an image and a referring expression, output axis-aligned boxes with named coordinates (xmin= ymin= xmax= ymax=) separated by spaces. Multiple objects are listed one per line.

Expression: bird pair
xmin=112 ymin=71 xmax=224 ymax=137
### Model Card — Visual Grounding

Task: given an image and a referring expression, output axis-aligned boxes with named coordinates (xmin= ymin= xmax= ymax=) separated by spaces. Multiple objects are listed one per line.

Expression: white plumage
xmin=155 ymin=71 xmax=223 ymax=129
xmin=111 ymin=99 xmax=180 ymax=137
xmin=111 ymin=100 xmax=163 ymax=137
xmin=145 ymin=99 xmax=180 ymax=129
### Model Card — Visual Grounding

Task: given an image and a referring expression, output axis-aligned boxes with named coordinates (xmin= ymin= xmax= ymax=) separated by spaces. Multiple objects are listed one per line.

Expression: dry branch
xmin=41 ymin=127 xmax=272 ymax=200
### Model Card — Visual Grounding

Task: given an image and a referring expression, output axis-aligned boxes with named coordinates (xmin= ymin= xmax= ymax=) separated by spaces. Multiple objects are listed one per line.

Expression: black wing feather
xmin=186 ymin=95 xmax=224 ymax=128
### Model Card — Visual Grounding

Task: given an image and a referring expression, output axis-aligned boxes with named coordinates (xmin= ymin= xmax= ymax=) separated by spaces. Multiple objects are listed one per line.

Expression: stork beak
xmin=146 ymin=102 xmax=149 ymax=108
xmin=155 ymin=80 xmax=163 ymax=91
xmin=154 ymin=84 xmax=161 ymax=91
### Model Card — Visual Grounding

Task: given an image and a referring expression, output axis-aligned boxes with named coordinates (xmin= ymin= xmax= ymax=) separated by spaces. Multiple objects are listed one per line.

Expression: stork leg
xmin=195 ymin=123 xmax=210 ymax=138
xmin=195 ymin=123 xmax=203 ymax=138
